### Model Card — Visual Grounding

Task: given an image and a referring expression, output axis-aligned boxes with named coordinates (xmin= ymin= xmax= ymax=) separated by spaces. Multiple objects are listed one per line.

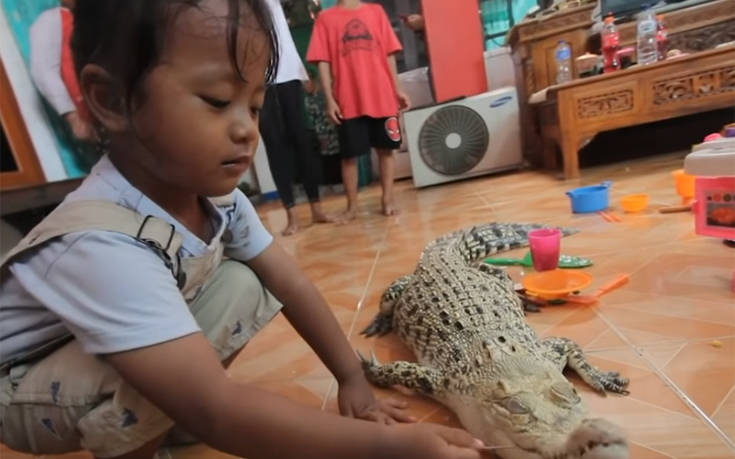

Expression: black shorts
xmin=337 ymin=116 xmax=402 ymax=159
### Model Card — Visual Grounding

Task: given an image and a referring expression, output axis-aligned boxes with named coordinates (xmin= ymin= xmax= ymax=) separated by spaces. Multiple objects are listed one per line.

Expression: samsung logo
xmin=490 ymin=96 xmax=513 ymax=108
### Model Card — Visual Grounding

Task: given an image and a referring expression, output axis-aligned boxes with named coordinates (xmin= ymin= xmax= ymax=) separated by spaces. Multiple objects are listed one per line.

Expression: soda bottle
xmin=555 ymin=40 xmax=572 ymax=84
xmin=636 ymin=5 xmax=658 ymax=65
xmin=656 ymin=14 xmax=668 ymax=61
xmin=601 ymin=14 xmax=620 ymax=73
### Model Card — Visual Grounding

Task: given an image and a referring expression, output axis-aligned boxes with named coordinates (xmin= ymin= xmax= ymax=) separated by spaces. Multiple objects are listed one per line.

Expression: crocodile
xmin=361 ymin=223 xmax=630 ymax=459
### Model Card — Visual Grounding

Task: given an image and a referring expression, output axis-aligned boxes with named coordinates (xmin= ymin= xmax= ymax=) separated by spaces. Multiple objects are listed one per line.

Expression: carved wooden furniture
xmin=535 ymin=45 xmax=735 ymax=179
xmin=508 ymin=2 xmax=596 ymax=95
xmin=0 ymin=58 xmax=45 ymax=191
xmin=509 ymin=0 xmax=735 ymax=167
xmin=613 ymin=0 xmax=735 ymax=53
xmin=507 ymin=2 xmax=596 ymax=165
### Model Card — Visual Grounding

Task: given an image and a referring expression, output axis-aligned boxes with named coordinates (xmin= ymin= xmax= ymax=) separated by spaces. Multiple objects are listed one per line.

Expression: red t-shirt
xmin=307 ymin=3 xmax=402 ymax=120
xmin=60 ymin=7 xmax=90 ymax=121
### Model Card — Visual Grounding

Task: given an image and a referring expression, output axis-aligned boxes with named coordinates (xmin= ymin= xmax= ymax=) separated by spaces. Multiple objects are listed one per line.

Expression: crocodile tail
xmin=459 ymin=223 xmax=577 ymax=264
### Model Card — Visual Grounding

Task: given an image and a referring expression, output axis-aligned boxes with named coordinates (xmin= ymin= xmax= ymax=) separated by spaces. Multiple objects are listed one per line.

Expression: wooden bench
xmin=532 ymin=45 xmax=735 ymax=179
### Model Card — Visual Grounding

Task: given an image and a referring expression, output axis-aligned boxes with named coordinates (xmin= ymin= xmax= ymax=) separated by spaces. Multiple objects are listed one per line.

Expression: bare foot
xmin=312 ymin=212 xmax=337 ymax=224
xmin=336 ymin=208 xmax=357 ymax=224
xmin=281 ymin=209 xmax=299 ymax=236
xmin=281 ymin=221 xmax=299 ymax=236
xmin=381 ymin=198 xmax=399 ymax=216
xmin=310 ymin=204 xmax=338 ymax=224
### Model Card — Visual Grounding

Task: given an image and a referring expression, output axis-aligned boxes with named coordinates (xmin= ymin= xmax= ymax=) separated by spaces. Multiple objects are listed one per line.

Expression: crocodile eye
xmin=502 ymin=397 xmax=530 ymax=414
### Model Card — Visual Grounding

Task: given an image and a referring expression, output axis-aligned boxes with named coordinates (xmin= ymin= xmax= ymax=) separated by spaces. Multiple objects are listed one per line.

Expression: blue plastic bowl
xmin=566 ymin=181 xmax=612 ymax=213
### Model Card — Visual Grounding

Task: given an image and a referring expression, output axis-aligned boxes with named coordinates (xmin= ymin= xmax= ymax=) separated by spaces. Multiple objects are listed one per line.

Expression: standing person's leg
xmin=340 ymin=158 xmax=359 ymax=221
xmin=259 ymin=84 xmax=299 ymax=236
xmin=376 ymin=149 xmax=397 ymax=215
xmin=276 ymin=80 xmax=334 ymax=225
xmin=336 ymin=118 xmax=371 ymax=222
xmin=370 ymin=116 xmax=402 ymax=216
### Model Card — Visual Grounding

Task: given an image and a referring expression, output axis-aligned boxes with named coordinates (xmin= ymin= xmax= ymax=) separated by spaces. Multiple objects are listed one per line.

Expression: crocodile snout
xmin=566 ymin=418 xmax=629 ymax=459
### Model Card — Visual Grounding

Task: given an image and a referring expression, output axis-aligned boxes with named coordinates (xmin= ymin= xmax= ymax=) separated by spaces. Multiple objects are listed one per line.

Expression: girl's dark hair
xmin=71 ymin=0 xmax=279 ymax=107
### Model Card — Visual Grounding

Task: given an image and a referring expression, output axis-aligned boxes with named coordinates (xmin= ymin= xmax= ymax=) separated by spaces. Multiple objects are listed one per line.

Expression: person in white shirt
xmin=28 ymin=0 xmax=95 ymax=142
xmin=259 ymin=0 xmax=335 ymax=236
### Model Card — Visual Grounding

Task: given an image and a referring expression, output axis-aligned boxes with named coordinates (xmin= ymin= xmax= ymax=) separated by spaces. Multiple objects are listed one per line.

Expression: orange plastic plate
xmin=522 ymin=269 xmax=593 ymax=299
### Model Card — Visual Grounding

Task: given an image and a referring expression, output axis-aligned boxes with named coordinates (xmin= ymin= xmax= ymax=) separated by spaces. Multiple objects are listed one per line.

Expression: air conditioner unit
xmin=403 ymin=87 xmax=522 ymax=188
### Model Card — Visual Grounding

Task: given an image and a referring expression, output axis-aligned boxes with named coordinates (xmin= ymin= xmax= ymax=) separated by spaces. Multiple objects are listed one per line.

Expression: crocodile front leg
xmin=359 ymin=352 xmax=444 ymax=398
xmin=541 ymin=336 xmax=630 ymax=395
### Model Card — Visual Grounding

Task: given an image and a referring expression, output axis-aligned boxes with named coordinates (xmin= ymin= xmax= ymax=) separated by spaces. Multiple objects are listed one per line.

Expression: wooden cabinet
xmin=536 ymin=45 xmax=735 ymax=179
xmin=507 ymin=2 xmax=596 ymax=165
xmin=0 ymin=58 xmax=45 ymax=191
xmin=509 ymin=0 xmax=735 ymax=170
xmin=616 ymin=0 xmax=735 ymax=52
xmin=508 ymin=3 xmax=595 ymax=98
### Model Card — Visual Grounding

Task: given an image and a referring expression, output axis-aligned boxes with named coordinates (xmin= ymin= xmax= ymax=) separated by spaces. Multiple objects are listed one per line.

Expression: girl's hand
xmin=397 ymin=91 xmax=411 ymax=111
xmin=326 ymin=98 xmax=343 ymax=125
xmin=338 ymin=373 xmax=417 ymax=424
xmin=381 ymin=423 xmax=485 ymax=459
xmin=64 ymin=110 xmax=97 ymax=142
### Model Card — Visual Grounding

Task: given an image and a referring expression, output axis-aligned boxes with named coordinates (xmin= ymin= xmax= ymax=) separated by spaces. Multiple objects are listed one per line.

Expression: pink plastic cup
xmin=528 ymin=228 xmax=561 ymax=272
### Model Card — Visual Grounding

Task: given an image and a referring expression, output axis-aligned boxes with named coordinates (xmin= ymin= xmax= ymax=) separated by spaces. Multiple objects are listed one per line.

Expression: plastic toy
xmin=684 ymin=130 xmax=735 ymax=292
xmin=620 ymin=193 xmax=649 ymax=212
xmin=484 ymin=252 xmax=592 ymax=268
xmin=566 ymin=181 xmax=612 ymax=213
xmin=598 ymin=210 xmax=622 ymax=222
xmin=521 ymin=269 xmax=593 ymax=300
xmin=528 ymin=228 xmax=561 ymax=271
xmin=564 ymin=274 xmax=629 ymax=305
xmin=672 ymin=169 xmax=696 ymax=204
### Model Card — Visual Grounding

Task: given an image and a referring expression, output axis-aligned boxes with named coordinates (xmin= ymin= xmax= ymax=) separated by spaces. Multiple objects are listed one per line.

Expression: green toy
xmin=484 ymin=252 xmax=592 ymax=269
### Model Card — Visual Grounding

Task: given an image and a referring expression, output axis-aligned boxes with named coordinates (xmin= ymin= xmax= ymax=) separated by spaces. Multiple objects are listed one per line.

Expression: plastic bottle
xmin=555 ymin=40 xmax=572 ymax=84
xmin=656 ymin=14 xmax=668 ymax=61
xmin=636 ymin=5 xmax=658 ymax=65
xmin=601 ymin=14 xmax=620 ymax=73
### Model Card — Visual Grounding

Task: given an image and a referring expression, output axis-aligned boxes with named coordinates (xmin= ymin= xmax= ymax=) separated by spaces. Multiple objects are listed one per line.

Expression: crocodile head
xmin=447 ymin=355 xmax=628 ymax=459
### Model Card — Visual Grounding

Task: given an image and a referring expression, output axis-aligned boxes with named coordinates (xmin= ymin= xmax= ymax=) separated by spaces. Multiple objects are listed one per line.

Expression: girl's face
xmin=117 ymin=0 xmax=269 ymax=200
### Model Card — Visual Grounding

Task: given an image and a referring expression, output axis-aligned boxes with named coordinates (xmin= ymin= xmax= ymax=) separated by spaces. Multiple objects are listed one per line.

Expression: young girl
xmin=0 ymin=1 xmax=484 ymax=458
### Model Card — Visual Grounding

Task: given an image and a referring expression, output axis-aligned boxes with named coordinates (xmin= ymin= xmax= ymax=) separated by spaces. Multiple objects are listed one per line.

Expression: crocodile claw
xmin=361 ymin=313 xmax=393 ymax=337
xmin=355 ymin=349 xmax=380 ymax=366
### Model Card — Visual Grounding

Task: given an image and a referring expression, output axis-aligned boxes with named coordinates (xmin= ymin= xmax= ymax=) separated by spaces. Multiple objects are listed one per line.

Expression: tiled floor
xmin=2 ymin=152 xmax=734 ymax=458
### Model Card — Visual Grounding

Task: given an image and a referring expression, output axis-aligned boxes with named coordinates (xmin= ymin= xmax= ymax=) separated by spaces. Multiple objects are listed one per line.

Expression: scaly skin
xmin=361 ymin=223 xmax=630 ymax=459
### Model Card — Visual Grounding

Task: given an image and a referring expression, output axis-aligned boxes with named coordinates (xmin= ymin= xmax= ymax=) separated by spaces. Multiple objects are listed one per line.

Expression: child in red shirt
xmin=307 ymin=0 xmax=410 ymax=220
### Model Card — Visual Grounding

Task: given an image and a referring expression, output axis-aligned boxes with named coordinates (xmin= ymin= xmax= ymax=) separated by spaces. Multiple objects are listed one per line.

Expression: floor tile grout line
xmin=604 ymin=303 xmax=735 ymax=328
xmin=594 ymin=309 xmax=735 ymax=451
xmin=628 ymin=440 xmax=676 ymax=458
xmin=353 ymin=219 xmax=392 ymax=318
xmin=474 ymin=190 xmax=491 ymax=208
xmin=711 ymin=382 xmax=735 ymax=420
xmin=622 ymin=395 xmax=710 ymax=422
xmin=585 ymin=334 xmax=735 ymax=352
xmin=321 ymin=221 xmax=392 ymax=411
xmin=657 ymin=341 xmax=688 ymax=370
